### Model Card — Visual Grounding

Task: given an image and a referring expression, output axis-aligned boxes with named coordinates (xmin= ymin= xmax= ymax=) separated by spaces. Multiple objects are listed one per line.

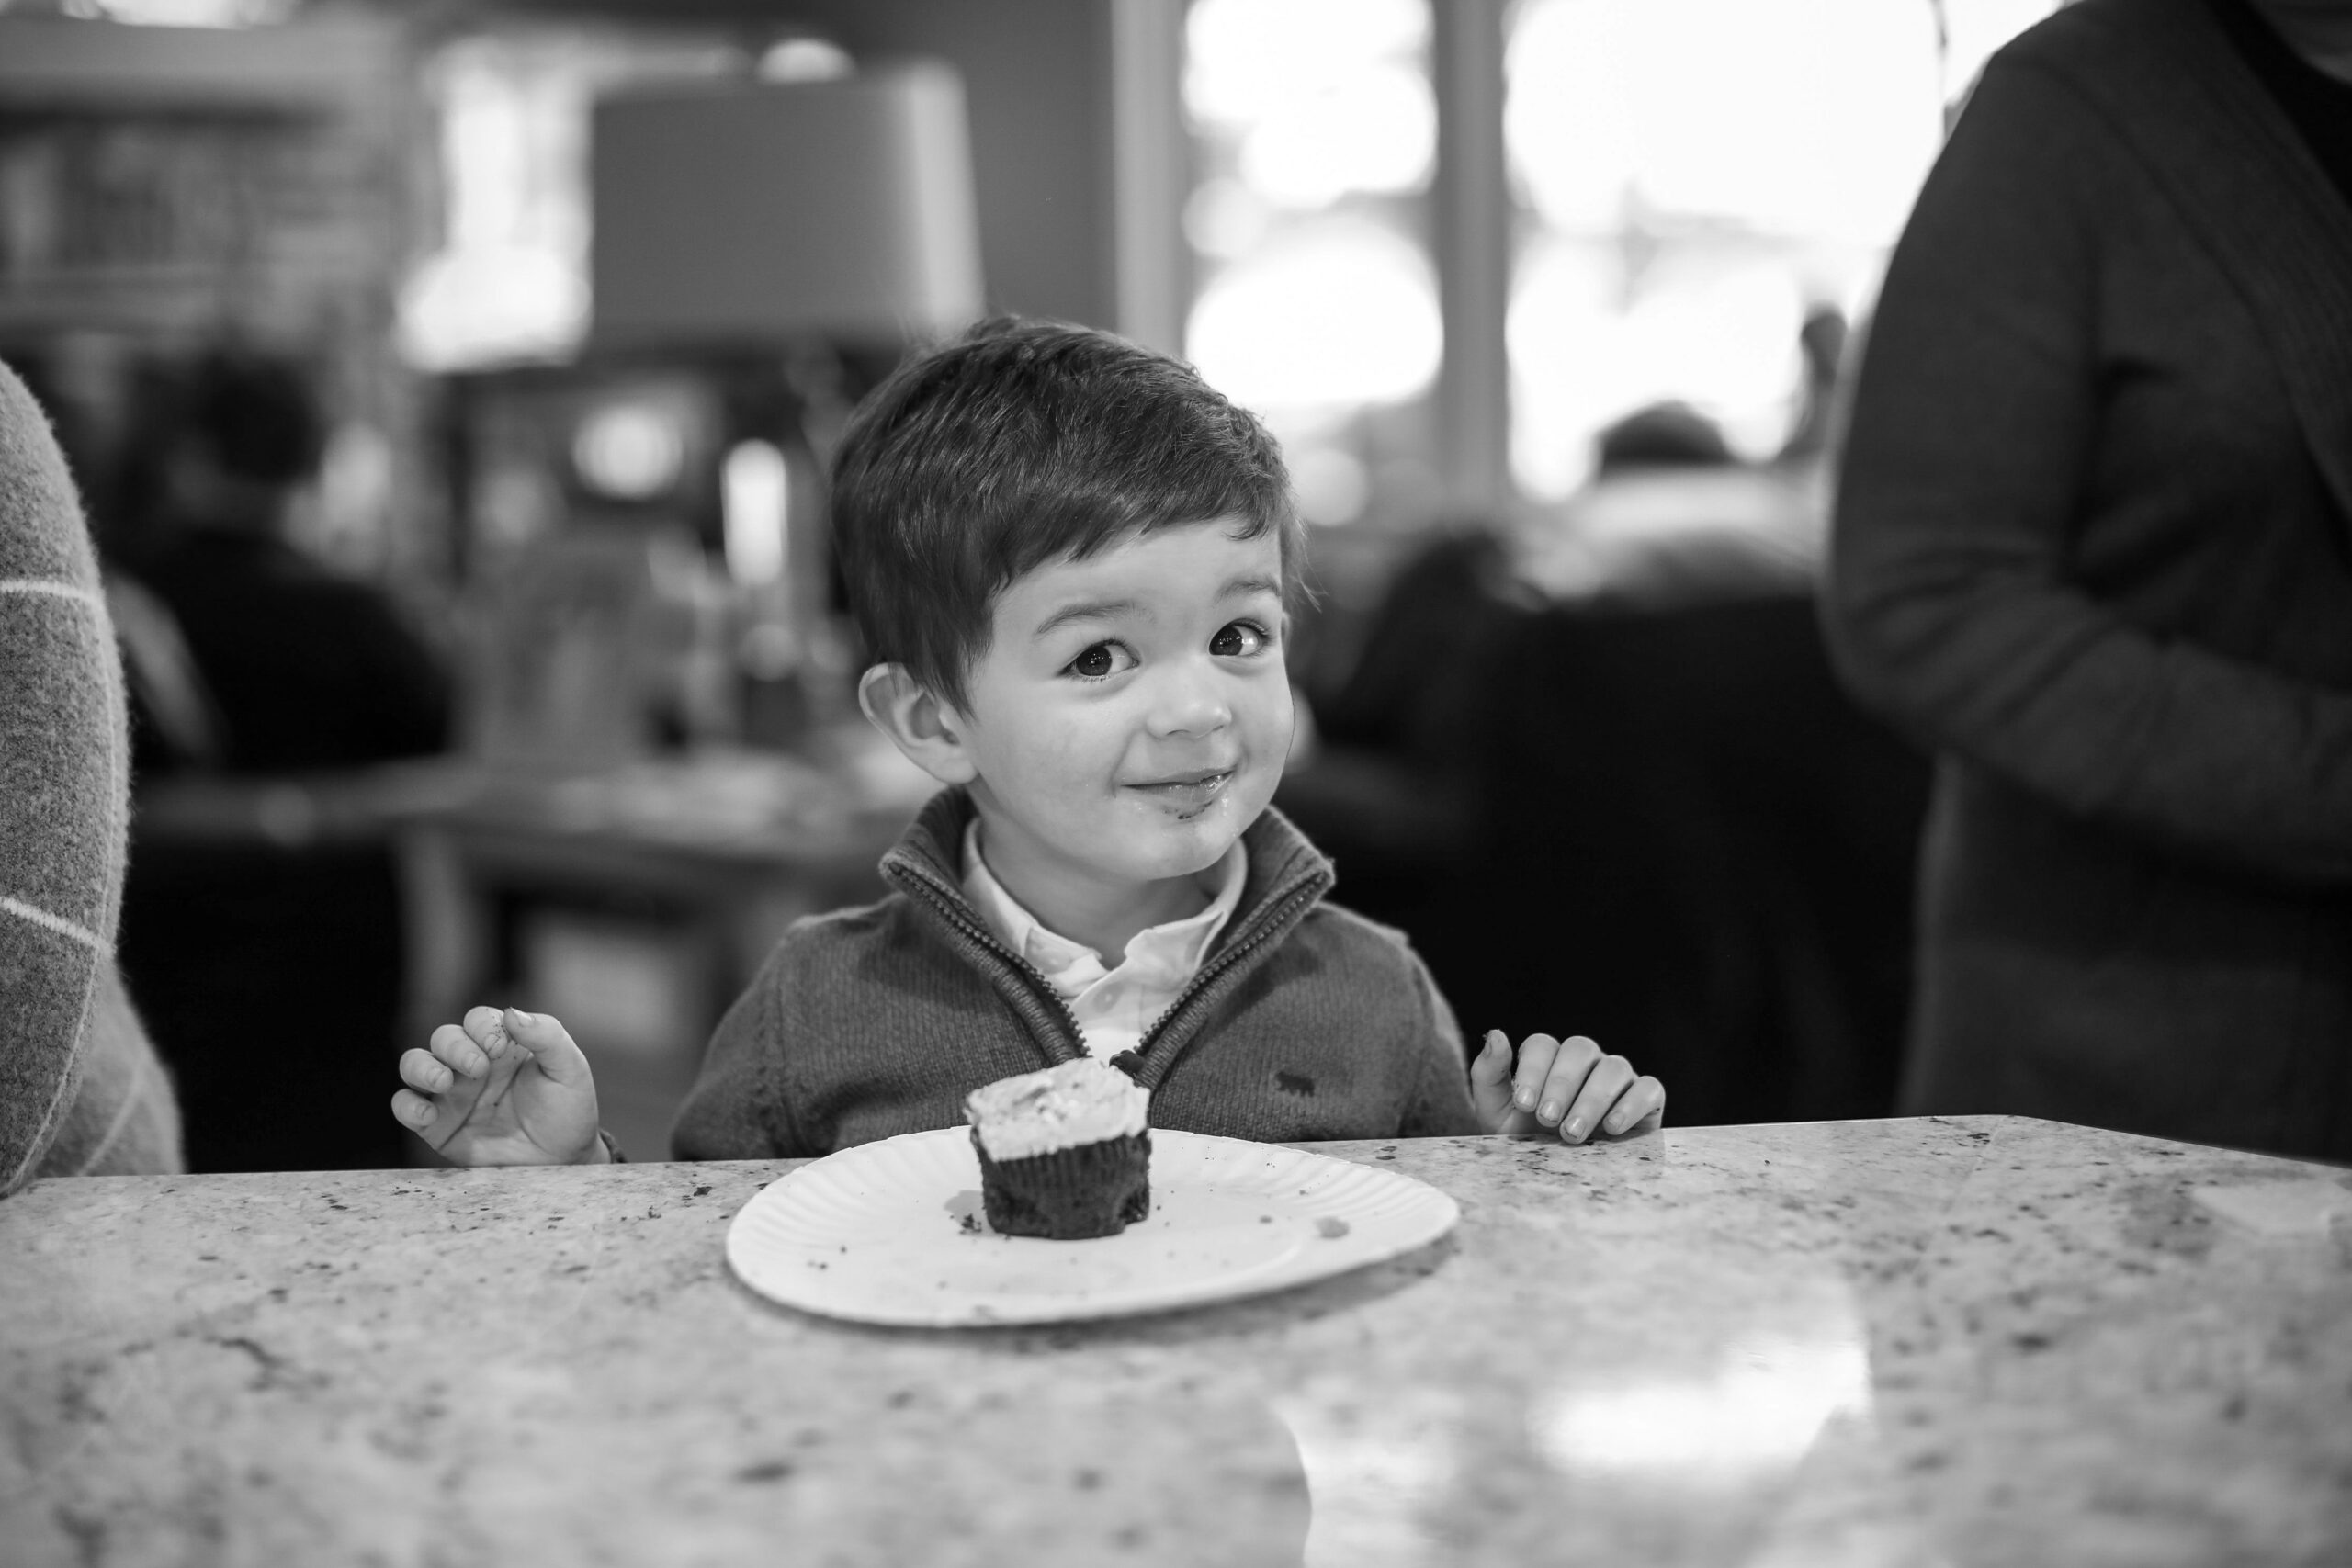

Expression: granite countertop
xmin=4 ymin=1116 xmax=2347 ymax=1567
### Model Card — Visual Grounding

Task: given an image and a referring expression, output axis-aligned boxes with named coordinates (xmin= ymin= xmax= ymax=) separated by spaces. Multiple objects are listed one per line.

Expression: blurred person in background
xmin=118 ymin=350 xmax=448 ymax=774
xmin=1826 ymin=0 xmax=2352 ymax=1159
xmin=1 ymin=361 xmax=183 ymax=1196
xmin=114 ymin=348 xmax=452 ymax=1171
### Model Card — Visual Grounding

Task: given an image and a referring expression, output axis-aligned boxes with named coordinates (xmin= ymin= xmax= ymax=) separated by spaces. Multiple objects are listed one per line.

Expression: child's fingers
xmin=1468 ymin=1030 xmax=1520 ymax=1128
xmin=1528 ymin=1034 xmax=1604 ymax=1129
xmin=390 ymin=1087 xmax=439 ymax=1131
xmin=1557 ymin=1053 xmax=1637 ymax=1143
xmin=462 ymin=1005 xmax=512 ymax=1060
xmin=428 ymin=1022 xmax=492 ymax=1079
xmin=1599 ymin=1076 xmax=1667 ymax=1138
xmin=501 ymin=1008 xmax=593 ymax=1089
xmin=399 ymin=1045 xmax=456 ymax=1094
xmin=1469 ymin=1029 xmax=1512 ymax=1085
xmin=1509 ymin=1032 xmax=1563 ymax=1113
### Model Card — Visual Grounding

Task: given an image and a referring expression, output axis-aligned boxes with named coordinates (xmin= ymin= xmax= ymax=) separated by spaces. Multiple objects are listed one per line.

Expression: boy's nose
xmin=1148 ymin=667 xmax=1231 ymax=737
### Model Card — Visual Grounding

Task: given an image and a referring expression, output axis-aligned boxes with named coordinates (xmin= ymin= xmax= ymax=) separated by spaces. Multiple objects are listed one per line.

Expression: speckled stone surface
xmin=3 ymin=1116 xmax=2347 ymax=1567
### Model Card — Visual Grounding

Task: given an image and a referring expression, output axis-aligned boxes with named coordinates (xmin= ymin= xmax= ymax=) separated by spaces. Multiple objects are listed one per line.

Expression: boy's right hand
xmin=391 ymin=1006 xmax=605 ymax=1166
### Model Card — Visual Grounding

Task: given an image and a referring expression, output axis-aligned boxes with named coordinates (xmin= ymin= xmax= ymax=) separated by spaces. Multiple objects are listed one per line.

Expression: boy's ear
xmin=857 ymin=663 xmax=979 ymax=786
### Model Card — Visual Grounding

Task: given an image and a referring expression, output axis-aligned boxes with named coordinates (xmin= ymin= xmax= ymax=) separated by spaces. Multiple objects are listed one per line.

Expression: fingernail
xmin=1602 ymin=1112 xmax=1624 ymax=1134
xmin=1515 ymin=1087 xmax=1536 ymax=1111
xmin=1539 ymin=1099 xmax=1561 ymax=1123
xmin=1566 ymin=1116 xmax=1586 ymax=1140
xmin=505 ymin=1008 xmax=533 ymax=1029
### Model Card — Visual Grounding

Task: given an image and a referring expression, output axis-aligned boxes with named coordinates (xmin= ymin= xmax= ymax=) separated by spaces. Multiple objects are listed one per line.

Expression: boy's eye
xmin=1064 ymin=642 xmax=1136 ymax=680
xmin=1210 ymin=620 xmax=1272 ymax=658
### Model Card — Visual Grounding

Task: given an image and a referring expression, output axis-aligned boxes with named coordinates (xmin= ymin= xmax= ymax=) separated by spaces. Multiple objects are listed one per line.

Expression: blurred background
xmin=0 ymin=0 xmax=2059 ymax=1169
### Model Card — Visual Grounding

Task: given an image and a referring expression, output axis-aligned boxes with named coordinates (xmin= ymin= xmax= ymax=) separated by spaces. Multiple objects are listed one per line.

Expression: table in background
xmin=132 ymin=738 xmax=932 ymax=1164
xmin=5 ymin=1116 xmax=2346 ymax=1566
xmin=386 ymin=741 xmax=927 ymax=1158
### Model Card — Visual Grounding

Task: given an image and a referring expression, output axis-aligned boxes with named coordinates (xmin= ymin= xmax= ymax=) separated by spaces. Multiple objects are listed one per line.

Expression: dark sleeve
xmin=326 ymin=587 xmax=451 ymax=763
xmin=264 ymin=581 xmax=451 ymax=769
xmin=1824 ymin=59 xmax=2352 ymax=884
xmin=669 ymin=937 xmax=812 ymax=1161
xmin=1398 ymin=943 xmax=1484 ymax=1137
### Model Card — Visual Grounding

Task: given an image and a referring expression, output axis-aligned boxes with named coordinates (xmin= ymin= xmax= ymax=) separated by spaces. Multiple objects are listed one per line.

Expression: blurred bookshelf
xmin=0 ymin=13 xmax=413 ymax=328
xmin=0 ymin=9 xmax=436 ymax=575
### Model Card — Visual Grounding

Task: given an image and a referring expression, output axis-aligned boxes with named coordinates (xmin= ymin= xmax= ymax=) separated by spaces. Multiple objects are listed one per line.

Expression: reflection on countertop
xmin=4 ymin=1116 xmax=2347 ymax=1567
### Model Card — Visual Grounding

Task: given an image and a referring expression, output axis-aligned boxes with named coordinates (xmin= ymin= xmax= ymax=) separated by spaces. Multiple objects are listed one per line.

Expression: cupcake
xmin=964 ymin=1058 xmax=1151 ymax=1239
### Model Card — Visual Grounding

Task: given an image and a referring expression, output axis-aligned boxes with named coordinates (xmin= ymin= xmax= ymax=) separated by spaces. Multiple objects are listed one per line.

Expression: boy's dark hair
xmin=830 ymin=318 xmax=1300 ymax=711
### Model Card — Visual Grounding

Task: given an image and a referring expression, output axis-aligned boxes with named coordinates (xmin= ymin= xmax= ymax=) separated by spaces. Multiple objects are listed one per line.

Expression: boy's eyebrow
xmin=1030 ymin=597 xmax=1139 ymax=639
xmin=1027 ymin=575 xmax=1283 ymax=640
xmin=1222 ymin=573 xmax=1283 ymax=600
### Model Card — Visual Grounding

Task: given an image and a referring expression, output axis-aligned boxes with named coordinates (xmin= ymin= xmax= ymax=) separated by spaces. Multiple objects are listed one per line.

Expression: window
xmin=1153 ymin=0 xmax=2061 ymax=522
xmin=1180 ymin=0 xmax=1442 ymax=529
xmin=395 ymin=27 xmax=748 ymax=372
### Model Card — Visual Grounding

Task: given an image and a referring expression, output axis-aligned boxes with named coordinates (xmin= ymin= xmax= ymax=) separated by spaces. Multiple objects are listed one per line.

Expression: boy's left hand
xmin=1471 ymin=1030 xmax=1664 ymax=1142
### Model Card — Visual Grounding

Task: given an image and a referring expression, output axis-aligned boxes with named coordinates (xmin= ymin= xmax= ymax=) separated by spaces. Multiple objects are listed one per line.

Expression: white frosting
xmin=964 ymin=1058 xmax=1149 ymax=1162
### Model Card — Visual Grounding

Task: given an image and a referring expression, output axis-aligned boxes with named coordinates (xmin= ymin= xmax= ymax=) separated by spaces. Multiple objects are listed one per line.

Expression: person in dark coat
xmin=1825 ymin=0 xmax=2352 ymax=1159
xmin=126 ymin=352 xmax=449 ymax=773
xmin=117 ymin=350 xmax=451 ymax=1172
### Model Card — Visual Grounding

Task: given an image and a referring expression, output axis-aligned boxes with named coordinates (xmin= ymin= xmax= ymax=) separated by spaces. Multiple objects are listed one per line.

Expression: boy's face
xmin=949 ymin=516 xmax=1294 ymax=908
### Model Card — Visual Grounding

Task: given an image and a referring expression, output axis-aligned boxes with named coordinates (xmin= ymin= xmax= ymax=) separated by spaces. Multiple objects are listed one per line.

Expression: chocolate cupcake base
xmin=971 ymin=1129 xmax=1151 ymax=1239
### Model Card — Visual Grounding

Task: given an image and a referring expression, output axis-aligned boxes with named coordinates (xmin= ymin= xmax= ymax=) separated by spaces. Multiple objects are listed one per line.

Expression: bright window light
xmin=1238 ymin=62 xmax=1434 ymax=209
xmin=1189 ymin=218 xmax=1442 ymax=412
xmin=1505 ymin=0 xmax=2059 ymax=499
xmin=1509 ymin=0 xmax=1941 ymax=246
xmin=571 ymin=400 xmax=685 ymax=501
xmin=1185 ymin=0 xmax=1429 ymax=126
xmin=1510 ymin=243 xmax=1805 ymax=495
xmin=1289 ymin=444 xmax=1373 ymax=526
xmin=722 ymin=439 xmax=790 ymax=588
xmin=1183 ymin=176 xmax=1275 ymax=263
xmin=1182 ymin=0 xmax=1437 ymax=526
xmin=396 ymin=30 xmax=739 ymax=372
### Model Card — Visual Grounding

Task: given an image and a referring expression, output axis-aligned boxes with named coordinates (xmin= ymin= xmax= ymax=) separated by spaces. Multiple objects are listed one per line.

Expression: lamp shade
xmin=589 ymin=62 xmax=985 ymax=346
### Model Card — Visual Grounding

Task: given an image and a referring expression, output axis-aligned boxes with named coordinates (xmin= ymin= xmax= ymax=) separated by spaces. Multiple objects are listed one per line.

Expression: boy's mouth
xmin=1125 ymin=768 xmax=1234 ymax=813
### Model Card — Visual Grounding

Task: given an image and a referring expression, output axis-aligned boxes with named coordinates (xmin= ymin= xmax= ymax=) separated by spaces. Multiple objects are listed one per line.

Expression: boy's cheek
xmin=1270 ymin=676 xmax=1300 ymax=761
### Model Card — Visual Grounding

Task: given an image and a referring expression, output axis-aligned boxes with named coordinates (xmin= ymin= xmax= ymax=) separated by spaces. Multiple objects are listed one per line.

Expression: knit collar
xmin=876 ymin=787 xmax=1336 ymax=1082
xmin=883 ymin=785 xmax=1334 ymax=948
xmin=959 ymin=817 xmax=1247 ymax=985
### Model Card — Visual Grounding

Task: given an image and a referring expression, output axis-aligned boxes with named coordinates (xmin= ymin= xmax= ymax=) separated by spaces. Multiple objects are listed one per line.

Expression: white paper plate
xmin=726 ymin=1127 xmax=1460 ymax=1326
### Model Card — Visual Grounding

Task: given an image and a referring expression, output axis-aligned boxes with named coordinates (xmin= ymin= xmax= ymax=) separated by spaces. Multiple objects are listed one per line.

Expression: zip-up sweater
xmin=671 ymin=787 xmax=1483 ymax=1159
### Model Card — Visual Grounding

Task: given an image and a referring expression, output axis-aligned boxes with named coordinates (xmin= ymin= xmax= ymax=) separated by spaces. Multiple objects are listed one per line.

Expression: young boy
xmin=391 ymin=321 xmax=1664 ymax=1166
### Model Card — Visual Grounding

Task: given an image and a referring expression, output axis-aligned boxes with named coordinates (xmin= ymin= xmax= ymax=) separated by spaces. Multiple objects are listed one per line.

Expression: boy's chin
xmin=1120 ymin=793 xmax=1261 ymax=875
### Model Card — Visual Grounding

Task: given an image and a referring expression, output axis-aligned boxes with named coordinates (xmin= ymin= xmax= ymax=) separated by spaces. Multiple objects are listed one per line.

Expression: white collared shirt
xmin=961 ymin=821 xmax=1246 ymax=1061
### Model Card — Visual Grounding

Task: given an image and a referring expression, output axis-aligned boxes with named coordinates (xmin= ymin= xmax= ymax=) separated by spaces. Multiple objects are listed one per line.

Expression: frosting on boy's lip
xmin=1123 ymin=767 xmax=1235 ymax=809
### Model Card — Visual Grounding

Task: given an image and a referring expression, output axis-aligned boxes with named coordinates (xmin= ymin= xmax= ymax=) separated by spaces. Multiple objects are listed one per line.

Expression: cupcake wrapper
xmin=971 ymin=1128 xmax=1152 ymax=1239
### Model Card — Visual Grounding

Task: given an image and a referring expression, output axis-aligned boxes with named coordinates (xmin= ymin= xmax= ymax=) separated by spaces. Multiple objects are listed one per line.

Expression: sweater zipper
xmin=890 ymin=861 xmax=1094 ymax=1055
xmin=1132 ymin=878 xmax=1322 ymax=1062
xmin=889 ymin=853 xmax=1325 ymax=1073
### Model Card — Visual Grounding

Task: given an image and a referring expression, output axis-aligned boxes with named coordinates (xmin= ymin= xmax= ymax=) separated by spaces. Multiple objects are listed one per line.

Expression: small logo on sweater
xmin=1274 ymin=1070 xmax=1316 ymax=1098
